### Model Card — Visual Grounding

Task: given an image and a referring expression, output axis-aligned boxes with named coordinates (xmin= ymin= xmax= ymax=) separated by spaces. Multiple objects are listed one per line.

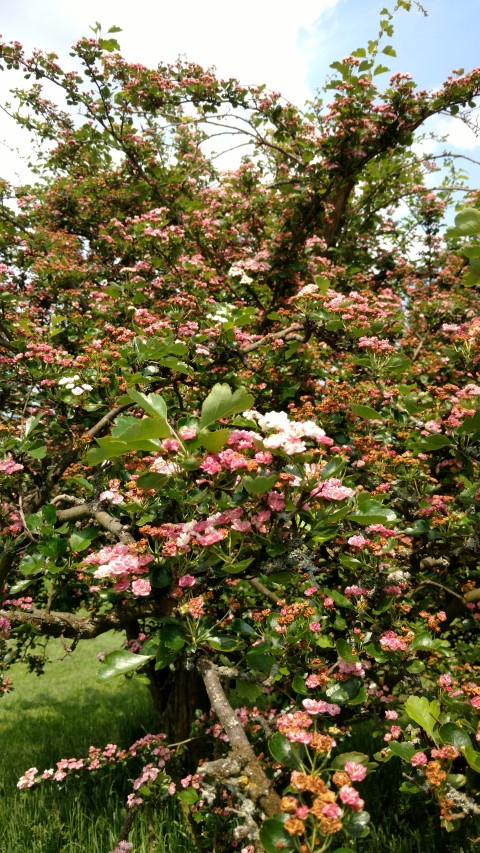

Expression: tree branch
xmin=197 ymin=657 xmax=280 ymax=817
xmin=0 ymin=603 xmax=161 ymax=639
xmin=56 ymin=502 xmax=135 ymax=545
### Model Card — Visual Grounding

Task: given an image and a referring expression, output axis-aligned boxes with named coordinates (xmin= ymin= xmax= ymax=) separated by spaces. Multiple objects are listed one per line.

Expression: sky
xmin=1 ymin=0 xmax=480 ymax=189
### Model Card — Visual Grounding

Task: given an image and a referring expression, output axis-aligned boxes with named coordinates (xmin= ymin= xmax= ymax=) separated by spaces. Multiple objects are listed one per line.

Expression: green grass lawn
xmin=0 ymin=634 xmax=191 ymax=853
xmin=1 ymin=637 xmax=478 ymax=851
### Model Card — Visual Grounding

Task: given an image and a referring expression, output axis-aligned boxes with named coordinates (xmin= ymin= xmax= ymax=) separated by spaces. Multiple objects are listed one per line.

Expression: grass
xmin=0 ymin=634 xmax=191 ymax=853
xmin=0 ymin=639 xmax=478 ymax=851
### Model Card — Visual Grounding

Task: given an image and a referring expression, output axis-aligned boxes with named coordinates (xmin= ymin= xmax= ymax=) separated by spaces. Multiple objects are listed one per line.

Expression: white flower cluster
xmin=58 ymin=375 xmax=93 ymax=396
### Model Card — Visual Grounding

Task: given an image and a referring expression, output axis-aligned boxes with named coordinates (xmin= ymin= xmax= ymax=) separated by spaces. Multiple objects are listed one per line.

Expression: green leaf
xmin=326 ymin=677 xmax=362 ymax=705
xmin=246 ymin=651 xmax=275 ymax=674
xmin=127 ymin=388 xmax=167 ymax=419
xmin=464 ymin=745 xmax=480 ymax=772
xmin=178 ymin=788 xmax=199 ymax=804
xmin=27 ymin=445 xmax=47 ymax=459
xmin=326 ymin=589 xmax=354 ymax=609
xmin=336 ymin=638 xmax=359 ymax=663
xmin=18 ymin=554 xmax=44 ymax=576
xmin=388 ymin=741 xmax=416 ymax=760
xmin=382 ymin=45 xmax=397 ymax=56
xmin=349 ymin=403 xmax=382 ymax=420
xmin=331 ymin=751 xmax=369 ymax=770
xmin=373 ymin=64 xmax=390 ymax=75
xmin=231 ymin=618 xmax=257 ymax=636
xmin=454 ymin=208 xmax=480 ymax=236
xmin=136 ymin=472 xmax=169 ymax=490
xmin=157 ymin=624 xmax=186 ymax=652
xmin=344 ymin=809 xmax=371 ymax=838
xmin=269 ymin=732 xmax=302 ymax=769
xmin=207 ymin=635 xmax=244 ymax=652
xmin=456 ymin=409 xmax=480 ymax=435
xmin=242 ymin=473 xmax=278 ymax=495
xmin=69 ymin=527 xmax=99 ymax=553
xmin=259 ymin=818 xmax=294 ymax=853
xmin=404 ymin=696 xmax=436 ymax=736
xmin=24 ymin=413 xmax=43 ymax=437
xmin=320 ymin=456 xmax=345 ymax=480
xmin=350 ymin=499 xmax=397 ymax=525
xmin=199 ymin=384 xmax=254 ymax=428
xmin=410 ymin=633 xmax=443 ymax=652
xmin=111 ymin=416 xmax=170 ymax=442
xmin=87 ymin=439 xmax=151 ymax=465
xmin=198 ymin=429 xmax=230 ymax=452
xmin=235 ymin=680 xmax=262 ymax=702
xmin=439 ymin=723 xmax=472 ymax=751
xmin=292 ymin=675 xmax=310 ymax=695
xmin=97 ymin=650 xmax=153 ymax=682
xmin=421 ymin=434 xmax=452 ymax=450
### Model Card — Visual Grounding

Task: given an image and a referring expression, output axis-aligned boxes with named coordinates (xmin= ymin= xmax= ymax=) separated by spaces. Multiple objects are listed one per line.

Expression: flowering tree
xmin=1 ymin=4 xmax=480 ymax=850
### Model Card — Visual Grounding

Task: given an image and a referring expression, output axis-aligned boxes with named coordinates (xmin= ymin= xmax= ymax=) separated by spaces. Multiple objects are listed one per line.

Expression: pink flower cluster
xmin=379 ymin=630 xmax=409 ymax=652
xmin=0 ymin=455 xmax=24 ymax=474
xmin=154 ymin=507 xmax=256 ymax=556
xmin=82 ymin=543 xmax=153 ymax=596
xmin=302 ymin=698 xmax=341 ymax=716
xmin=311 ymin=477 xmax=356 ymax=501
xmin=18 ymin=734 xmax=170 ymax=791
xmin=339 ymin=785 xmax=364 ymax=811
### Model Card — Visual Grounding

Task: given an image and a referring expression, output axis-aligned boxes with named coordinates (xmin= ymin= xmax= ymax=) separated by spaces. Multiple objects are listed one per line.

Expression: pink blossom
xmin=295 ymin=804 xmax=310 ymax=819
xmin=131 ymin=579 xmax=151 ymax=596
xmin=309 ymin=621 xmax=322 ymax=633
xmin=197 ymin=528 xmax=227 ymax=546
xmin=200 ymin=455 xmax=222 ymax=475
xmin=304 ymin=586 xmax=317 ymax=597
xmin=218 ymin=448 xmax=249 ymax=470
xmin=17 ymin=767 xmax=38 ymax=789
xmin=187 ymin=596 xmax=204 ymax=618
xmin=178 ymin=574 xmax=196 ymax=588
xmin=266 ymin=490 xmax=285 ymax=511
xmin=385 ymin=710 xmax=398 ymax=720
xmin=338 ymin=660 xmax=366 ymax=677
xmin=317 ymin=478 xmax=355 ymax=501
xmin=339 ymin=785 xmax=364 ymax=811
xmin=379 ymin=631 xmax=408 ymax=652
xmin=305 ymin=673 xmax=321 ymax=688
xmin=179 ymin=426 xmax=197 ymax=440
xmin=344 ymin=585 xmax=367 ymax=596
xmin=345 ymin=761 xmax=367 ymax=781
xmin=322 ymin=802 xmax=342 ymax=818
xmin=384 ymin=725 xmax=402 ymax=742
xmin=411 ymin=752 xmax=428 ymax=766
xmin=323 ymin=597 xmax=334 ymax=608
xmin=347 ymin=534 xmax=369 ymax=549
xmin=99 ymin=489 xmax=124 ymax=504
xmin=161 ymin=438 xmax=181 ymax=452
xmin=302 ymin=698 xmax=341 ymax=716
xmin=0 ymin=455 xmax=24 ymax=474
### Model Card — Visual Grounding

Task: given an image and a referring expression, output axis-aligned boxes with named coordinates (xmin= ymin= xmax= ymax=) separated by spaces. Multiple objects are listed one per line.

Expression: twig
xmin=411 ymin=579 xmax=465 ymax=603
xmin=248 ymin=578 xmax=282 ymax=605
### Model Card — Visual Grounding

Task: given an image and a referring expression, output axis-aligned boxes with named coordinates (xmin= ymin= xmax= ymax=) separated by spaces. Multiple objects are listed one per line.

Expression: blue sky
xmin=0 ymin=0 xmax=479 ymax=189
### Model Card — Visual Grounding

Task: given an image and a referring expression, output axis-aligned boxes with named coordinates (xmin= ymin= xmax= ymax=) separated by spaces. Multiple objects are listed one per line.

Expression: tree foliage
xmin=0 ymin=6 xmax=479 ymax=851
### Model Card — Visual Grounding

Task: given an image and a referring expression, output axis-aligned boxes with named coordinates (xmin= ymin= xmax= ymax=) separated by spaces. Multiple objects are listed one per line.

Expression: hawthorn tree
xmin=0 ymin=4 xmax=479 ymax=851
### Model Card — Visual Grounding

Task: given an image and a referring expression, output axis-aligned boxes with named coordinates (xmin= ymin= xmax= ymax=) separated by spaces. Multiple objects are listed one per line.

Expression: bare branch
xmin=197 ymin=657 xmax=280 ymax=817
xmin=1 ymin=602 xmax=161 ymax=639
xmin=56 ymin=502 xmax=135 ymax=545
